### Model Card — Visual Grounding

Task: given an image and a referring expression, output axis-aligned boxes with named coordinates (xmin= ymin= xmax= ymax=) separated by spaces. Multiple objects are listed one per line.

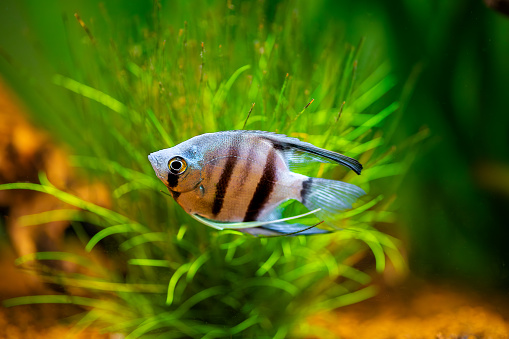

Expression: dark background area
xmin=377 ymin=0 xmax=509 ymax=286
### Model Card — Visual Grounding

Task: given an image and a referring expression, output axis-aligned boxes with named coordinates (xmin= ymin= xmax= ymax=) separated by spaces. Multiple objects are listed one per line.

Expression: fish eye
xmin=168 ymin=157 xmax=187 ymax=175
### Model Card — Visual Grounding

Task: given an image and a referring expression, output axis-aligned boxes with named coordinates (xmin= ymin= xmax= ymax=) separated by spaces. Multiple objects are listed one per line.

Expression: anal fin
xmin=260 ymin=221 xmax=329 ymax=236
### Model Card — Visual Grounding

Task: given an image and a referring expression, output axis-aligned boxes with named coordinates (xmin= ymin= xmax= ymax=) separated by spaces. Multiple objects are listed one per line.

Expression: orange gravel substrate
xmin=306 ymin=280 xmax=509 ymax=339
xmin=0 ymin=305 xmax=108 ymax=339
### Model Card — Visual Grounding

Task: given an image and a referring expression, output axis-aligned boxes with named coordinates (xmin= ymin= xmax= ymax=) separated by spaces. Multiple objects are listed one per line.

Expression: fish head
xmin=148 ymin=144 xmax=203 ymax=193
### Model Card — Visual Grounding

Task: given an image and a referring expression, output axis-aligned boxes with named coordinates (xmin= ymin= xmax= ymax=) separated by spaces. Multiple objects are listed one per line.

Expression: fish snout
xmin=148 ymin=153 xmax=156 ymax=165
xmin=148 ymin=152 xmax=165 ymax=175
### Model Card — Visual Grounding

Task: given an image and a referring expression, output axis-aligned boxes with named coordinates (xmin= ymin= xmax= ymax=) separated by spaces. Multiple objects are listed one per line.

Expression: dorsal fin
xmin=239 ymin=130 xmax=363 ymax=174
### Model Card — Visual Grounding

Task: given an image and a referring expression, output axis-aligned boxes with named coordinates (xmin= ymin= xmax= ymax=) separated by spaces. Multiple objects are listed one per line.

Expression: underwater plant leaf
xmin=317 ymin=285 xmax=379 ymax=311
xmin=17 ymin=209 xmax=85 ymax=227
xmin=236 ymin=277 xmax=299 ymax=296
xmin=166 ymin=263 xmax=192 ymax=306
xmin=146 ymin=109 xmax=174 ymax=146
xmin=119 ymin=232 xmax=167 ymax=251
xmin=53 ymin=74 xmax=130 ymax=116
xmin=255 ymin=248 xmax=282 ymax=276
xmin=40 ymin=276 xmax=166 ymax=293
xmin=186 ymin=252 xmax=210 ymax=282
xmin=172 ymin=286 xmax=226 ymax=319
xmin=336 ymin=195 xmax=384 ymax=219
xmin=128 ymin=259 xmax=176 ymax=268
xmin=86 ymin=223 xmax=149 ymax=252
xmin=346 ymin=102 xmax=400 ymax=141
xmin=0 ymin=182 xmax=134 ymax=225
xmin=3 ymin=295 xmax=121 ymax=313
xmin=15 ymin=251 xmax=95 ymax=269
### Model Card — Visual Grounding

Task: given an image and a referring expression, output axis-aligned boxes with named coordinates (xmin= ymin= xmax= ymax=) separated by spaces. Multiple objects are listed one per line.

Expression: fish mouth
xmin=148 ymin=151 xmax=169 ymax=185
xmin=148 ymin=152 xmax=160 ymax=174
xmin=148 ymin=152 xmax=162 ymax=166
xmin=148 ymin=153 xmax=156 ymax=164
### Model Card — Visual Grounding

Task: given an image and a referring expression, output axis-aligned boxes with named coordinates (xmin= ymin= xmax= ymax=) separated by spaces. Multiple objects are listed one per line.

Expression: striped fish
xmin=148 ymin=130 xmax=365 ymax=236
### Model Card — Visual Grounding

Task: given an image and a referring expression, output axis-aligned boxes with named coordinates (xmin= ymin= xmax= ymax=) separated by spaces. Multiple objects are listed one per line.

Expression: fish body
xmin=148 ymin=130 xmax=365 ymax=236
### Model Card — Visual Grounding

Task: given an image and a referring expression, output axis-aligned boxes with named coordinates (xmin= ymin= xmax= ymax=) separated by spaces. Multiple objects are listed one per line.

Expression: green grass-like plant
xmin=0 ymin=1 xmax=415 ymax=337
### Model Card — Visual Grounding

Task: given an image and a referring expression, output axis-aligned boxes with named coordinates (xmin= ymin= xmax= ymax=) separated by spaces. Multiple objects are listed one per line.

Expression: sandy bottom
xmin=307 ymin=280 xmax=509 ymax=339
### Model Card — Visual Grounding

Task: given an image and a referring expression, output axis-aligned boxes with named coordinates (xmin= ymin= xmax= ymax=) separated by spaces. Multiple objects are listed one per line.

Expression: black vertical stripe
xmin=171 ymin=190 xmax=181 ymax=200
xmin=167 ymin=173 xmax=179 ymax=188
xmin=212 ymin=147 xmax=239 ymax=216
xmin=243 ymin=148 xmax=277 ymax=222
xmin=300 ymin=177 xmax=313 ymax=205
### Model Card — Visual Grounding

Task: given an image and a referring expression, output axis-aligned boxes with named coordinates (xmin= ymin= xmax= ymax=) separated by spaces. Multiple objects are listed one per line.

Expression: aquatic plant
xmin=0 ymin=1 xmax=416 ymax=337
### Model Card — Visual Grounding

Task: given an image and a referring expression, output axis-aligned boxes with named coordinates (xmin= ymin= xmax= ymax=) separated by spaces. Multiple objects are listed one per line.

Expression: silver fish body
xmin=148 ymin=130 xmax=365 ymax=235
